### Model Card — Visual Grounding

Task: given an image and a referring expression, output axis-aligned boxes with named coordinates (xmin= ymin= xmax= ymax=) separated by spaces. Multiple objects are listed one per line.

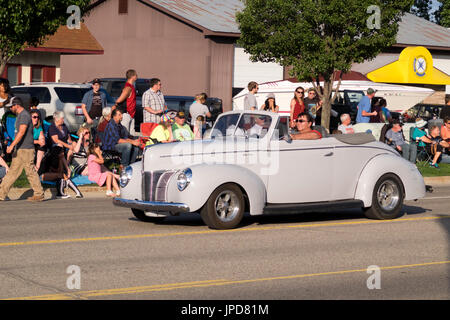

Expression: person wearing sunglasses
xmin=290 ymin=86 xmax=305 ymax=128
xmin=30 ymin=110 xmax=46 ymax=172
xmin=290 ymin=112 xmax=322 ymax=140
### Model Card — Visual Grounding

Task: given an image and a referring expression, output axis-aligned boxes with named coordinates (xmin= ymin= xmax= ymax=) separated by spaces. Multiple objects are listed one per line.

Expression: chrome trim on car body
xmin=113 ymin=198 xmax=190 ymax=213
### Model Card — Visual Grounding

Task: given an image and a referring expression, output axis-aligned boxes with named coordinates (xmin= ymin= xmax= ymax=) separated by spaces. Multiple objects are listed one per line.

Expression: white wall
xmin=433 ymin=55 xmax=450 ymax=94
xmin=233 ymin=45 xmax=284 ymax=88
xmin=9 ymin=51 xmax=61 ymax=83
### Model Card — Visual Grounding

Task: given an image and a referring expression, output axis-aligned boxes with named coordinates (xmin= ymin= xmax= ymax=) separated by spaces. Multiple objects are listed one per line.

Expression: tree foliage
xmin=236 ymin=0 xmax=414 ymax=130
xmin=434 ymin=0 xmax=450 ymax=27
xmin=410 ymin=0 xmax=432 ymax=21
xmin=0 ymin=0 xmax=92 ymax=74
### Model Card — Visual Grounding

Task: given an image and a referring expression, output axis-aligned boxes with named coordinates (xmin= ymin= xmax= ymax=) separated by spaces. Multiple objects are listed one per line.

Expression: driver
xmin=247 ymin=115 xmax=268 ymax=137
xmin=290 ymin=112 xmax=322 ymax=140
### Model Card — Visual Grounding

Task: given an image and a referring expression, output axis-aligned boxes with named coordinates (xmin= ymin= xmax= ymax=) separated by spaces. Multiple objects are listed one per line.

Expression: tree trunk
xmin=320 ymin=80 xmax=333 ymax=131
xmin=0 ymin=60 xmax=6 ymax=78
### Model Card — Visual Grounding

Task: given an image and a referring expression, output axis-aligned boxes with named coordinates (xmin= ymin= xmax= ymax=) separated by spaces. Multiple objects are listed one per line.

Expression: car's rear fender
xmin=354 ymin=154 xmax=425 ymax=207
xmin=167 ymin=164 xmax=267 ymax=215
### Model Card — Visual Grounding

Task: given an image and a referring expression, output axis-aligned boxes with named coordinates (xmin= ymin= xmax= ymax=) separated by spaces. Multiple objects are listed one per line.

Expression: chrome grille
xmin=142 ymin=170 xmax=176 ymax=202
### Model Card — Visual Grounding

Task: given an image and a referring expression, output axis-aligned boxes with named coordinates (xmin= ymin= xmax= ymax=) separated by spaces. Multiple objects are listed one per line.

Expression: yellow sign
xmin=367 ymin=46 xmax=450 ymax=85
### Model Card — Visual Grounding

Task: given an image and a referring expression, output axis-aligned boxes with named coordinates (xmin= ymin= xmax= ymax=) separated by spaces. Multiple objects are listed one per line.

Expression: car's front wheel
xmin=200 ymin=183 xmax=245 ymax=229
xmin=132 ymin=209 xmax=166 ymax=223
xmin=363 ymin=173 xmax=405 ymax=220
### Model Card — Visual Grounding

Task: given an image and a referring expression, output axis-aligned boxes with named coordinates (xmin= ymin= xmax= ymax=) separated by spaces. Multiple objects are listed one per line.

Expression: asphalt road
xmin=0 ymin=186 xmax=449 ymax=300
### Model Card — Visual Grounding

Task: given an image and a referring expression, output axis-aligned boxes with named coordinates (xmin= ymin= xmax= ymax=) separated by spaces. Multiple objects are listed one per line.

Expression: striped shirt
xmin=142 ymin=88 xmax=165 ymax=124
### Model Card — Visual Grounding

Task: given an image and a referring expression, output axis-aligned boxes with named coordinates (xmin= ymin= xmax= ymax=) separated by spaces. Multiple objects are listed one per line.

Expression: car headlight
xmin=177 ymin=168 xmax=192 ymax=191
xmin=119 ymin=166 xmax=133 ymax=188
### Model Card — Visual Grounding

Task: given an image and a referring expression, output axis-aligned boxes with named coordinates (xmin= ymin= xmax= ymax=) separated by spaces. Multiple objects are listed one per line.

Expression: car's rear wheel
xmin=363 ymin=173 xmax=404 ymax=220
xmin=200 ymin=183 xmax=245 ymax=229
xmin=132 ymin=209 xmax=166 ymax=223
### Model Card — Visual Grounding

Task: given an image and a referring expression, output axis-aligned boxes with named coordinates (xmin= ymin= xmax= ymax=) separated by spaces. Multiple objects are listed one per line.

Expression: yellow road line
xmin=0 ymin=216 xmax=448 ymax=248
xmin=6 ymin=260 xmax=450 ymax=300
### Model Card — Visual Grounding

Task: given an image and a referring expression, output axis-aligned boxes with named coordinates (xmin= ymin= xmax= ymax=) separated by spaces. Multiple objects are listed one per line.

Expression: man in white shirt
xmin=337 ymin=113 xmax=355 ymax=134
xmin=247 ymin=116 xmax=267 ymax=138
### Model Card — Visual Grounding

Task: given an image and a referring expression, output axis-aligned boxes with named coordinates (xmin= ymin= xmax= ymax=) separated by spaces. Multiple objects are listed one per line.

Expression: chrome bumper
xmin=113 ymin=198 xmax=190 ymax=213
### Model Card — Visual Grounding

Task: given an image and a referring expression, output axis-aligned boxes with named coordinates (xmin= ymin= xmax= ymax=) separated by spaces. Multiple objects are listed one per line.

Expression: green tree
xmin=236 ymin=0 xmax=414 ymax=130
xmin=0 ymin=0 xmax=92 ymax=75
xmin=410 ymin=0 xmax=432 ymax=20
xmin=434 ymin=0 xmax=450 ymax=27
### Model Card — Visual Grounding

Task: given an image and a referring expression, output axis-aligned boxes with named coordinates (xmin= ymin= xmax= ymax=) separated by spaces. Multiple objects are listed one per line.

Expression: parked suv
xmin=9 ymin=83 xmax=115 ymax=132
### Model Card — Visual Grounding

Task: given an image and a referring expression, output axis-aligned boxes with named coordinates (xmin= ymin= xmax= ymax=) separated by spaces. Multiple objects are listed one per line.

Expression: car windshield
xmin=54 ymin=87 xmax=90 ymax=103
xmin=236 ymin=114 xmax=272 ymax=139
xmin=210 ymin=114 xmax=241 ymax=138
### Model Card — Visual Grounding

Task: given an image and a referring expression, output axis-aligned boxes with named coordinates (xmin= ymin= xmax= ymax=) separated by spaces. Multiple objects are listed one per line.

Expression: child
xmin=193 ymin=115 xmax=205 ymax=139
xmin=87 ymin=143 xmax=120 ymax=197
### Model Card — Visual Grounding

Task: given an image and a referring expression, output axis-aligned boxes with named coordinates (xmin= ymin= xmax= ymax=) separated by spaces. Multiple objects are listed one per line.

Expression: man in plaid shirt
xmin=142 ymin=78 xmax=167 ymax=124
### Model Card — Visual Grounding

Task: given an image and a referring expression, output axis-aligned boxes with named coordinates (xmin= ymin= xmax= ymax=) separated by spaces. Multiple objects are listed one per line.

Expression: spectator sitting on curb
xmin=172 ymin=111 xmax=194 ymax=141
xmin=145 ymin=115 xmax=175 ymax=146
xmin=102 ymin=109 xmax=140 ymax=168
xmin=385 ymin=119 xmax=417 ymax=163
xmin=87 ymin=143 xmax=120 ymax=198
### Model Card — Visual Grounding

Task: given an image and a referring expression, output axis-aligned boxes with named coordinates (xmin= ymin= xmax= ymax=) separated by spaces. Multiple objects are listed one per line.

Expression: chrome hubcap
xmin=377 ymin=180 xmax=400 ymax=211
xmin=214 ymin=191 xmax=240 ymax=222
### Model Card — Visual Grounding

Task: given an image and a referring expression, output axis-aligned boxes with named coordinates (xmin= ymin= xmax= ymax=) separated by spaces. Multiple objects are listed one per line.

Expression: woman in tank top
xmin=290 ymin=86 xmax=305 ymax=128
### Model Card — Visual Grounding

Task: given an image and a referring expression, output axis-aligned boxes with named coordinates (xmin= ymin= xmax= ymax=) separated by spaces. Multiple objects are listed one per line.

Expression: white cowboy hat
xmin=415 ymin=119 xmax=427 ymax=128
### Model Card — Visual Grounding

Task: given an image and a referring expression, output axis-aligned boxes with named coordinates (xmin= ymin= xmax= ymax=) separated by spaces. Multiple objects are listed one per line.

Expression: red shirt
xmin=292 ymin=99 xmax=305 ymax=119
xmin=125 ymin=82 xmax=136 ymax=118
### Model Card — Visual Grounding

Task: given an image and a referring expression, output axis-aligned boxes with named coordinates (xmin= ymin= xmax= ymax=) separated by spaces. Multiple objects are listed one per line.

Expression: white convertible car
xmin=113 ymin=110 xmax=426 ymax=229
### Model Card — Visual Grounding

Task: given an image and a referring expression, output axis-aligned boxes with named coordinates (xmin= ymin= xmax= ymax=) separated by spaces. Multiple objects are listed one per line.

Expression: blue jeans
xmin=114 ymin=143 xmax=139 ymax=166
xmin=400 ymin=143 xmax=417 ymax=163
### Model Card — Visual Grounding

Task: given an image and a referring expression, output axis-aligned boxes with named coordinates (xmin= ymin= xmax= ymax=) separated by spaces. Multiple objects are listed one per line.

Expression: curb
xmin=423 ymin=176 xmax=450 ymax=186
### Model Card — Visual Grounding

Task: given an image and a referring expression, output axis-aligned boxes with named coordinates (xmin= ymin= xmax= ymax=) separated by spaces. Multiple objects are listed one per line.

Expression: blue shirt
xmin=102 ymin=120 xmax=129 ymax=151
xmin=356 ymin=96 xmax=372 ymax=123
xmin=81 ymin=89 xmax=107 ymax=113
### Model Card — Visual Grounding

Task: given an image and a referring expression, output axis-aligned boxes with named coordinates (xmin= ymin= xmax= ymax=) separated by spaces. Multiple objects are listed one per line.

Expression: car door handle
xmin=324 ymin=152 xmax=334 ymax=157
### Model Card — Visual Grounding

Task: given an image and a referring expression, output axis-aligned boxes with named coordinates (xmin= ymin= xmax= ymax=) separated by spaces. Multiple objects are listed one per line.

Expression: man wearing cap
xmin=172 ymin=111 xmax=194 ymax=141
xmin=81 ymin=78 xmax=107 ymax=126
xmin=385 ymin=119 xmax=417 ymax=163
xmin=356 ymin=88 xmax=377 ymax=124
xmin=0 ymin=97 xmax=44 ymax=201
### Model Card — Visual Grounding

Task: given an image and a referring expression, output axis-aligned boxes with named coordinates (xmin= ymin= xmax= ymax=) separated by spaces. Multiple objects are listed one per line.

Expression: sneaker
xmin=57 ymin=194 xmax=70 ymax=199
xmin=115 ymin=190 xmax=121 ymax=197
xmin=27 ymin=195 xmax=45 ymax=202
xmin=429 ymin=162 xmax=439 ymax=168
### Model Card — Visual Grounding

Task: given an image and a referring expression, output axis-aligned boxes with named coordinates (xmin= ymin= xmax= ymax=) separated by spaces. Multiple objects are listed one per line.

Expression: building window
xmin=119 ymin=0 xmax=128 ymax=14
xmin=7 ymin=65 xmax=20 ymax=86
xmin=31 ymin=66 xmax=43 ymax=82
xmin=1 ymin=64 xmax=22 ymax=86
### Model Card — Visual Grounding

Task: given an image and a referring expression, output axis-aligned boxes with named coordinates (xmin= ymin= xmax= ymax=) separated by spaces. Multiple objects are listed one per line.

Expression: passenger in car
xmin=290 ymin=112 xmax=322 ymax=140
xmin=337 ymin=113 xmax=355 ymax=134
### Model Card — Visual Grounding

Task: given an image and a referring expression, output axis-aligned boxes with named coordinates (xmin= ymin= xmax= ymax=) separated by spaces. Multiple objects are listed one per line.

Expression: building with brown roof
xmin=1 ymin=23 xmax=103 ymax=86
